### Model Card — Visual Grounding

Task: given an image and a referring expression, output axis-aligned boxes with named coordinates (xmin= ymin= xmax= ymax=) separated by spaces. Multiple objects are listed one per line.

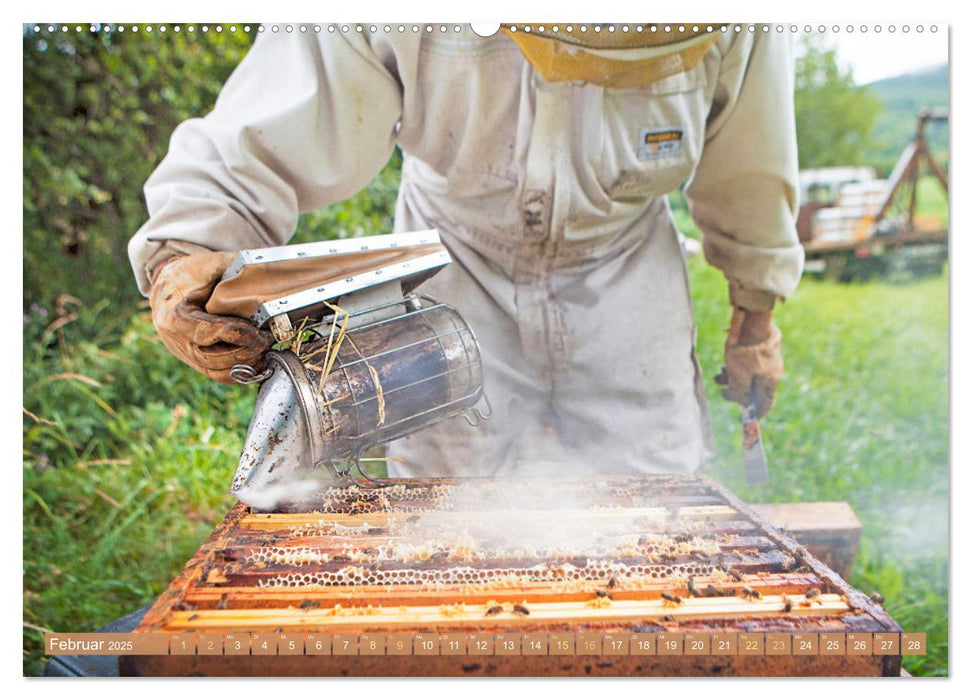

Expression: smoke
xmin=233 ymin=478 xmax=337 ymax=512
xmin=352 ymin=474 xmax=708 ymax=568
xmin=876 ymin=496 xmax=949 ymax=560
xmin=412 ymin=477 xmax=631 ymax=557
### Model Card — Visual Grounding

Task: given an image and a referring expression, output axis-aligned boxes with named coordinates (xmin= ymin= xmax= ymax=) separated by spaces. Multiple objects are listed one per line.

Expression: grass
xmin=689 ymin=257 xmax=948 ymax=676
xmin=23 ymin=304 xmax=249 ymax=675
xmin=677 ymin=178 xmax=949 ymax=675
xmin=22 ymin=255 xmax=948 ymax=677
xmin=916 ymin=173 xmax=949 ymax=229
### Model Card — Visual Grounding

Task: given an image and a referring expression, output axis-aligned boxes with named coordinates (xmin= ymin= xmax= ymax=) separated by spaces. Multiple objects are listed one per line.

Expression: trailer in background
xmin=799 ymin=110 xmax=948 ymax=282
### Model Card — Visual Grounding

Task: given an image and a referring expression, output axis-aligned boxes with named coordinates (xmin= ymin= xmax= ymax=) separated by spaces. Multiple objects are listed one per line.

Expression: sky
xmin=825 ymin=24 xmax=950 ymax=84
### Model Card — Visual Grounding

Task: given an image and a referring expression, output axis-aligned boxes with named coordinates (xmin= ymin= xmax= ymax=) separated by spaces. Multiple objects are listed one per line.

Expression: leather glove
xmin=715 ymin=307 xmax=784 ymax=419
xmin=149 ymin=251 xmax=275 ymax=384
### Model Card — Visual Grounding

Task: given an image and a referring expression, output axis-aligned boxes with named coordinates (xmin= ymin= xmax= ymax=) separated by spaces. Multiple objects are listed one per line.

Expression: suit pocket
xmin=598 ymin=64 xmax=709 ymax=201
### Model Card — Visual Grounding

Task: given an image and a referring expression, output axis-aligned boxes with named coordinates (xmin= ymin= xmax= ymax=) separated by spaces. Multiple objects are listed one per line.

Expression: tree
xmin=23 ymin=24 xmax=255 ymax=311
xmin=794 ymin=37 xmax=883 ymax=169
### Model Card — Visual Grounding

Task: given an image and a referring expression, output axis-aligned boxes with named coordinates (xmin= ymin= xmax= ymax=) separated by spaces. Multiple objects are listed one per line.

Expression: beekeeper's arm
xmin=684 ymin=31 xmax=804 ymax=418
xmin=129 ymin=32 xmax=411 ymax=382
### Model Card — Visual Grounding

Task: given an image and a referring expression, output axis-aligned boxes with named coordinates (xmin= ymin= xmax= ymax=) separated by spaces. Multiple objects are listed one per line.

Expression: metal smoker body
xmin=224 ymin=231 xmax=490 ymax=504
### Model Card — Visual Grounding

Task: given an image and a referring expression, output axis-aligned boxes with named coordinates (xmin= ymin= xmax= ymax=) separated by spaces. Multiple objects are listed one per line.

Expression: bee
xmin=674 ymin=532 xmax=693 ymax=543
xmin=512 ymin=603 xmax=530 ymax=616
xmin=741 ymin=586 xmax=762 ymax=600
xmin=406 ymin=515 xmax=421 ymax=524
xmin=727 ymin=568 xmax=744 ymax=582
xmin=299 ymin=599 xmax=321 ymax=610
xmin=637 ymin=535 xmax=651 ymax=546
xmin=782 ymin=596 xmax=793 ymax=613
xmin=659 ymin=552 xmax=677 ymax=563
xmin=188 ymin=614 xmax=200 ymax=622
xmin=661 ymin=592 xmax=683 ymax=605
xmin=690 ymin=550 xmax=709 ymax=563
xmin=215 ymin=593 xmax=229 ymax=610
xmin=870 ymin=591 xmax=885 ymax=605
xmin=686 ymin=577 xmax=701 ymax=597
xmin=663 ymin=615 xmax=676 ymax=622
xmin=705 ymin=584 xmax=721 ymax=598
xmin=430 ymin=549 xmax=450 ymax=562
xmin=805 ymin=588 xmax=821 ymax=600
xmin=484 ymin=605 xmax=503 ymax=617
xmin=595 ymin=589 xmax=611 ymax=599
xmin=606 ymin=577 xmax=619 ymax=590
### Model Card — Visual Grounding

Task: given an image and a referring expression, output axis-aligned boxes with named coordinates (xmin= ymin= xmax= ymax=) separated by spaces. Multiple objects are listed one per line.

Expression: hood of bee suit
xmin=501 ymin=24 xmax=722 ymax=89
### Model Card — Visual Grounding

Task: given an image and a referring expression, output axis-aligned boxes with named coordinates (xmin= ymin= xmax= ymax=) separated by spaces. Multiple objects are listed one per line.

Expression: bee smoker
xmin=218 ymin=231 xmax=491 ymax=503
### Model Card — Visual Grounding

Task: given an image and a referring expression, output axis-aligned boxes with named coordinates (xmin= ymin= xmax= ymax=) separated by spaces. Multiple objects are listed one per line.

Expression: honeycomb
xmin=257 ymin=560 xmax=715 ymax=588
xmin=247 ymin=480 xmax=737 ymax=590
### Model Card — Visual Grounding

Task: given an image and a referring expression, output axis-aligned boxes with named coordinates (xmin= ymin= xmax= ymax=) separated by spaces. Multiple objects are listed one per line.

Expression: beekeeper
xmin=131 ymin=24 xmax=803 ymax=478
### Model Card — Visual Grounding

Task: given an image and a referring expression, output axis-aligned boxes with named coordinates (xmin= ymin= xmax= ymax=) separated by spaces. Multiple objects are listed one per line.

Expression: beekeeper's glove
xmin=149 ymin=252 xmax=274 ymax=383
xmin=716 ymin=307 xmax=784 ymax=419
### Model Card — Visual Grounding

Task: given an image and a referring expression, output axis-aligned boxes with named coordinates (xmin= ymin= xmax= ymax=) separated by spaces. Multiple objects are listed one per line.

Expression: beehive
xmin=122 ymin=475 xmax=901 ymax=676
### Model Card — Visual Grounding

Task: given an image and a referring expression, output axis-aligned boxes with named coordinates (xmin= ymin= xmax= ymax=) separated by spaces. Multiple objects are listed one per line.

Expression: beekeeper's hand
xmin=715 ymin=307 xmax=784 ymax=418
xmin=149 ymin=251 xmax=274 ymax=384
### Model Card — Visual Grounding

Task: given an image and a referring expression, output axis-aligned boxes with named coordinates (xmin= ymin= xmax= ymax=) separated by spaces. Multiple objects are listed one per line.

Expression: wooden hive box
xmin=121 ymin=475 xmax=901 ymax=676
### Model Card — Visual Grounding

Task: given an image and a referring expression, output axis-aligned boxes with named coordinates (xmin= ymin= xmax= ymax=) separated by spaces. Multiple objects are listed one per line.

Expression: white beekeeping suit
xmin=130 ymin=25 xmax=803 ymax=478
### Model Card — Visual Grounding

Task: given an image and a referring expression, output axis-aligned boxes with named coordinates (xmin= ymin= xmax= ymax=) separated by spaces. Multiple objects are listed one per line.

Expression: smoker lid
xmin=208 ymin=230 xmax=450 ymax=327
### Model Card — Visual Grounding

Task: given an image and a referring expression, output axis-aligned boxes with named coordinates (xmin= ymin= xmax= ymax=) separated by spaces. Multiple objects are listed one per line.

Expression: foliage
xmin=23 ymin=24 xmax=256 ymax=311
xmin=23 ymin=300 xmax=249 ymax=675
xmin=794 ymin=36 xmax=883 ymax=169
xmin=864 ymin=65 xmax=948 ymax=176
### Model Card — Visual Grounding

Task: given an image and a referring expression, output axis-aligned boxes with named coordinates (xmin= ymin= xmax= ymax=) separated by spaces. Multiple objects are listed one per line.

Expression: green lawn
xmin=22 ymin=261 xmax=948 ymax=676
xmin=690 ymin=258 xmax=948 ymax=676
xmin=917 ymin=173 xmax=949 ymax=228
